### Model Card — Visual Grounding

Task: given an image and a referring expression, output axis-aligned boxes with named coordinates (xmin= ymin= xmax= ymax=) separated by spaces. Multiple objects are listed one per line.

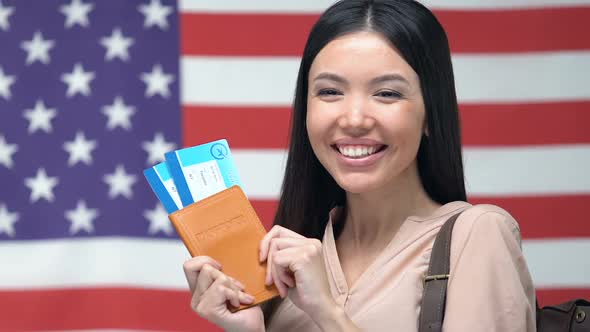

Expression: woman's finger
xmin=195 ymin=263 xmax=224 ymax=302
xmin=199 ymin=276 xmax=255 ymax=311
xmin=271 ymin=250 xmax=288 ymax=298
xmin=278 ymin=268 xmax=295 ymax=288
xmin=198 ymin=276 xmax=236 ymax=309
xmin=222 ymin=281 xmax=241 ymax=308
xmin=272 ymin=246 xmax=309 ymax=271
xmin=268 ymin=238 xmax=305 ymax=297
xmin=193 ymin=266 xmax=245 ymax=310
xmin=183 ymin=256 xmax=222 ymax=293
xmin=223 ymin=286 xmax=256 ymax=308
xmin=266 ymin=239 xmax=275 ymax=286
xmin=273 ymin=247 xmax=300 ymax=286
xmin=259 ymin=225 xmax=305 ymax=262
xmin=265 ymin=237 xmax=305 ymax=285
xmin=277 ymin=267 xmax=295 ymax=288
xmin=227 ymin=276 xmax=245 ymax=290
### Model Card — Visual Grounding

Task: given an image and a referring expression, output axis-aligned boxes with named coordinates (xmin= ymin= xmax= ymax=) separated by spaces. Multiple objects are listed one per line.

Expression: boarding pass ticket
xmin=143 ymin=161 xmax=183 ymax=213
xmin=164 ymin=139 xmax=243 ymax=207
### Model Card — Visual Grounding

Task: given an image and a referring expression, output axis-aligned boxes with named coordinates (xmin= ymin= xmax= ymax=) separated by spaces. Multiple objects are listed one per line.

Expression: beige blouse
xmin=266 ymin=201 xmax=537 ymax=331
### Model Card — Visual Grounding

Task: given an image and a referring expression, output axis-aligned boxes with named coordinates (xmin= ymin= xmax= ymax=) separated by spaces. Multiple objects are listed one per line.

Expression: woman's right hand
xmin=183 ymin=256 xmax=265 ymax=332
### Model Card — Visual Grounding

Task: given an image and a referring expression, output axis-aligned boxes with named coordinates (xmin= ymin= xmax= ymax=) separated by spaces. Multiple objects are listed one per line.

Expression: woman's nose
xmin=337 ymin=103 xmax=375 ymax=134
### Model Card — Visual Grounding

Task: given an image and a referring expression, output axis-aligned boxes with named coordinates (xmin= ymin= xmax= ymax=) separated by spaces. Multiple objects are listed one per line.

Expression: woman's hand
xmin=183 ymin=256 xmax=264 ymax=332
xmin=259 ymin=225 xmax=336 ymax=322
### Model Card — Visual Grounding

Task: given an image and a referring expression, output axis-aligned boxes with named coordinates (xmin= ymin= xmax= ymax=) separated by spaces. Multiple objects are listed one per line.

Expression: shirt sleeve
xmin=441 ymin=206 xmax=537 ymax=332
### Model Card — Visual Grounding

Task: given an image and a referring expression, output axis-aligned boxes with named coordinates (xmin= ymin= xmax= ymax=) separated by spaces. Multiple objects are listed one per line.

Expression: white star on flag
xmin=23 ymin=100 xmax=57 ymax=134
xmin=103 ymin=165 xmax=137 ymax=199
xmin=60 ymin=0 xmax=94 ymax=28
xmin=61 ymin=63 xmax=95 ymax=97
xmin=142 ymin=132 xmax=176 ymax=165
xmin=0 ymin=135 xmax=18 ymax=169
xmin=0 ymin=66 xmax=16 ymax=100
xmin=21 ymin=31 xmax=56 ymax=65
xmin=138 ymin=0 xmax=172 ymax=30
xmin=63 ymin=131 xmax=97 ymax=166
xmin=24 ymin=168 xmax=59 ymax=203
xmin=102 ymin=96 xmax=136 ymax=130
xmin=65 ymin=200 xmax=99 ymax=235
xmin=144 ymin=203 xmax=173 ymax=235
xmin=140 ymin=64 xmax=174 ymax=98
xmin=0 ymin=1 xmax=14 ymax=31
xmin=100 ymin=27 xmax=134 ymax=61
xmin=0 ymin=203 xmax=19 ymax=237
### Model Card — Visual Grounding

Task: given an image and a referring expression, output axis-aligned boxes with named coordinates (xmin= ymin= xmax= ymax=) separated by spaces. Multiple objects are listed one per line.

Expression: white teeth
xmin=337 ymin=145 xmax=380 ymax=158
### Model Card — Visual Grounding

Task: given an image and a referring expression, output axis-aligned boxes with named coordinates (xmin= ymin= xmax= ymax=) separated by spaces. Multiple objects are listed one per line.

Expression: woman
xmin=182 ymin=0 xmax=537 ymax=331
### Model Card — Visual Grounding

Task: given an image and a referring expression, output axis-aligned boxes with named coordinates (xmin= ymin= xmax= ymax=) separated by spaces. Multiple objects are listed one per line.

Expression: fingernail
xmin=246 ymin=294 xmax=255 ymax=302
xmin=265 ymin=274 xmax=271 ymax=285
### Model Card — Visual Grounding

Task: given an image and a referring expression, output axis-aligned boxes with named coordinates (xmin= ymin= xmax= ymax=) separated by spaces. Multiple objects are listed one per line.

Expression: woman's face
xmin=306 ymin=31 xmax=426 ymax=194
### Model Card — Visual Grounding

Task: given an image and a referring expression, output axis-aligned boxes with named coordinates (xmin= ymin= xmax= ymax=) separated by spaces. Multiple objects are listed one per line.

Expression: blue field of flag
xmin=143 ymin=162 xmax=183 ymax=214
xmin=165 ymin=139 xmax=243 ymax=206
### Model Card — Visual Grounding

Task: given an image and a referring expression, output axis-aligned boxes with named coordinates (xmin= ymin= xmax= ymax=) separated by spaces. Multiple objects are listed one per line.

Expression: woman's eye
xmin=375 ymin=90 xmax=402 ymax=98
xmin=317 ymin=88 xmax=342 ymax=96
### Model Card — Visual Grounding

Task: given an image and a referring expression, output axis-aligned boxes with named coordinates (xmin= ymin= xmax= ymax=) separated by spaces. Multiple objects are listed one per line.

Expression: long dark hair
xmin=261 ymin=0 xmax=467 ymax=325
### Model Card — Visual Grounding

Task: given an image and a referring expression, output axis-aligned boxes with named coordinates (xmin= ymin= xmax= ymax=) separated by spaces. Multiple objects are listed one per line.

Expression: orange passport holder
xmin=168 ymin=185 xmax=279 ymax=312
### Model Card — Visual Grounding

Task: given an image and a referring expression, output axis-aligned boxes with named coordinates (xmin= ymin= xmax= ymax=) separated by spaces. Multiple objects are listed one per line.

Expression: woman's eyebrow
xmin=369 ymin=73 xmax=410 ymax=86
xmin=312 ymin=72 xmax=348 ymax=84
xmin=311 ymin=72 xmax=410 ymax=86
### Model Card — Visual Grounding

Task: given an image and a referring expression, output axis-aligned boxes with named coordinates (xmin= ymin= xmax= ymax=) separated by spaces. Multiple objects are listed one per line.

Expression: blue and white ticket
xmin=165 ymin=139 xmax=243 ymax=206
xmin=143 ymin=162 xmax=183 ymax=213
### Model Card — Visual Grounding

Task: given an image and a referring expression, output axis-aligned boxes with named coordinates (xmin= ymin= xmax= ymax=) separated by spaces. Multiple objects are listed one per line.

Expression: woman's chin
xmin=334 ymin=176 xmax=383 ymax=194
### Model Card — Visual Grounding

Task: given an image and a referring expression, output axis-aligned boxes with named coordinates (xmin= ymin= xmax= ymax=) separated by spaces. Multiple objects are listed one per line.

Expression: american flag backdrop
xmin=0 ymin=0 xmax=589 ymax=331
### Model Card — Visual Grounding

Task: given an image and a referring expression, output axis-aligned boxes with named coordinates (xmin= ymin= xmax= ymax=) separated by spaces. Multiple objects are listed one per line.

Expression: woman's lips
xmin=331 ymin=144 xmax=388 ymax=167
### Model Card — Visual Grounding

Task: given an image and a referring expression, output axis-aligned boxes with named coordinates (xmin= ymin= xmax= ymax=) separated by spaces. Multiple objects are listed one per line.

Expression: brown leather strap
xmin=418 ymin=212 xmax=463 ymax=332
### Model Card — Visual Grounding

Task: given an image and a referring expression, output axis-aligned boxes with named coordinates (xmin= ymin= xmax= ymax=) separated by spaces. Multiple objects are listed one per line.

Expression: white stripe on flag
xmin=0 ymin=238 xmax=189 ymax=290
xmin=230 ymin=145 xmax=590 ymax=199
xmin=0 ymin=238 xmax=588 ymax=289
xmin=463 ymin=145 xmax=590 ymax=196
xmin=181 ymin=52 xmax=590 ymax=106
xmin=180 ymin=0 xmax=590 ymax=12
xmin=523 ymin=238 xmax=590 ymax=287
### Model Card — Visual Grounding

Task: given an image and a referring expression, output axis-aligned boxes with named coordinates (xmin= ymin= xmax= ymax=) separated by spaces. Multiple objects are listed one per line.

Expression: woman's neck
xmin=339 ymin=163 xmax=441 ymax=251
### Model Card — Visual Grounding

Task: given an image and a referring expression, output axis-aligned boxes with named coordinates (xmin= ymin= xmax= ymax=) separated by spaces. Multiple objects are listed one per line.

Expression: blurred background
xmin=0 ymin=0 xmax=588 ymax=331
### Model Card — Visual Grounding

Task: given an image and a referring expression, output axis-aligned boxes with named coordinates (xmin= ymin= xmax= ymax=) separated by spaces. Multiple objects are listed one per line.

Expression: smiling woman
xmin=182 ymin=1 xmax=537 ymax=331
xmin=306 ymin=32 xmax=427 ymax=194
xmin=259 ymin=0 xmax=536 ymax=331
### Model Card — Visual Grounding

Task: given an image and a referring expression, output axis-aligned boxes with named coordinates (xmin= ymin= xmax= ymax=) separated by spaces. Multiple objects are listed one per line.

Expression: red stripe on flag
xmin=470 ymin=195 xmax=590 ymax=239
xmin=536 ymin=288 xmax=590 ymax=308
xmin=252 ymin=195 xmax=590 ymax=239
xmin=460 ymin=101 xmax=590 ymax=147
xmin=181 ymin=13 xmax=314 ymax=56
xmin=180 ymin=8 xmax=590 ymax=56
xmin=0 ymin=287 xmax=586 ymax=330
xmin=183 ymin=102 xmax=590 ymax=149
xmin=183 ymin=105 xmax=291 ymax=149
xmin=0 ymin=288 xmax=220 ymax=331
xmin=437 ymin=7 xmax=590 ymax=53
xmin=251 ymin=200 xmax=279 ymax=230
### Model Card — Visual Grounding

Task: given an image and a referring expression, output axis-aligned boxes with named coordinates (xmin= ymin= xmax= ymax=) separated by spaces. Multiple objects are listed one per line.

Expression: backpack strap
xmin=418 ymin=211 xmax=463 ymax=332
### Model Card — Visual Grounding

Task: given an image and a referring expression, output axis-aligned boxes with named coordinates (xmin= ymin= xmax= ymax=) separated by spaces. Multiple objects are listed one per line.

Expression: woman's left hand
xmin=259 ymin=225 xmax=335 ymax=318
